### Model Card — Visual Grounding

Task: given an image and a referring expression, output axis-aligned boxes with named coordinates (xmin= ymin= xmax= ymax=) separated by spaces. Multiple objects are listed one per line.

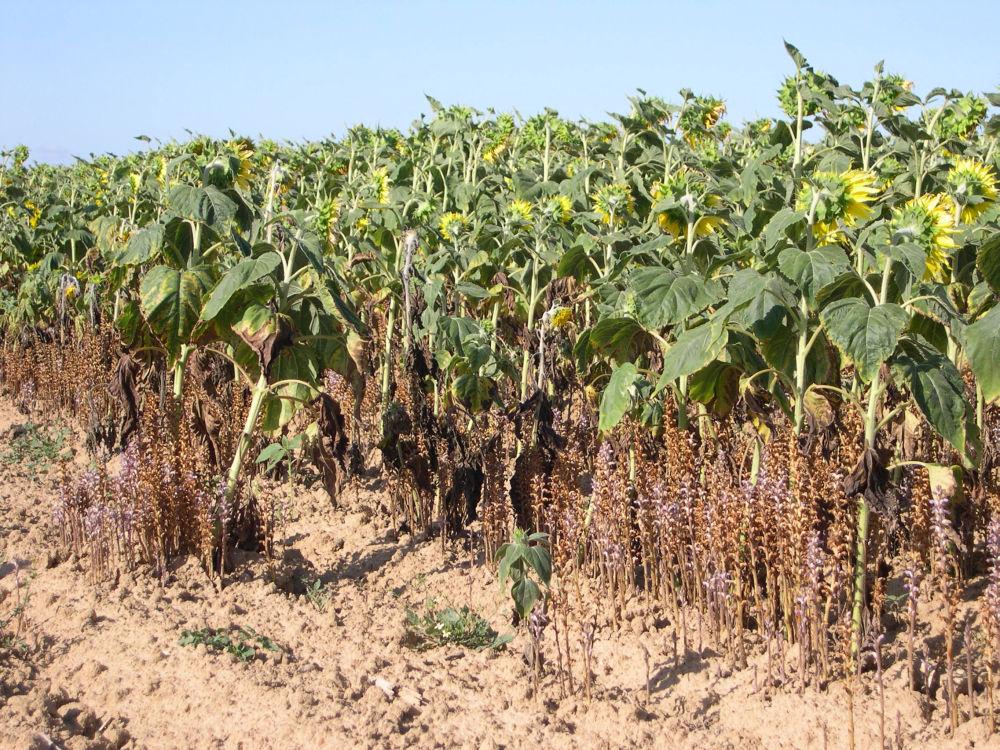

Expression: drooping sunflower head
xmin=591 ymin=182 xmax=634 ymax=226
xmin=371 ymin=167 xmax=391 ymax=204
xmin=203 ymin=140 xmax=254 ymax=191
xmin=703 ymin=100 xmax=726 ymax=129
xmin=11 ymin=145 xmax=29 ymax=170
xmin=651 ymin=172 xmax=725 ymax=241
xmin=651 ymin=180 xmax=685 ymax=237
xmin=230 ymin=140 xmax=255 ymax=190
xmin=483 ymin=140 xmax=508 ymax=164
xmin=483 ymin=113 xmax=515 ymax=164
xmin=156 ymin=156 xmax=169 ymax=187
xmin=316 ymin=196 xmax=340 ymax=236
xmin=541 ymin=194 xmax=573 ymax=225
xmin=23 ymin=199 xmax=41 ymax=229
xmin=889 ymin=194 xmax=957 ymax=281
xmin=507 ymin=198 xmax=533 ymax=228
xmin=679 ymin=96 xmax=727 ymax=147
xmin=878 ymin=74 xmax=914 ymax=112
xmin=929 ymin=95 xmax=988 ymax=141
xmin=549 ymin=306 xmax=574 ymax=330
xmin=796 ymin=170 xmax=878 ymax=245
xmin=838 ymin=107 xmax=868 ymax=132
xmin=945 ymin=158 xmax=997 ymax=223
xmin=439 ymin=211 xmax=469 ymax=242
xmin=777 ymin=70 xmax=837 ymax=118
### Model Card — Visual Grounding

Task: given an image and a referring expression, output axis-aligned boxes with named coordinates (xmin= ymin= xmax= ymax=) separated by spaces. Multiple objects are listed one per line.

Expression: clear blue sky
xmin=3 ymin=1 xmax=998 ymax=163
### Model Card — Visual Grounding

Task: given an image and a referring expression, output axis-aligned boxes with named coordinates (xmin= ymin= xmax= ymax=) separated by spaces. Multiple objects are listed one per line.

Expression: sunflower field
xmin=2 ymin=43 xmax=1000 ymax=732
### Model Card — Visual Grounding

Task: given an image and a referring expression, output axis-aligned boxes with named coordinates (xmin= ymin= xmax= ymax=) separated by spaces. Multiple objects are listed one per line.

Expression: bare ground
xmin=0 ymin=400 xmax=995 ymax=749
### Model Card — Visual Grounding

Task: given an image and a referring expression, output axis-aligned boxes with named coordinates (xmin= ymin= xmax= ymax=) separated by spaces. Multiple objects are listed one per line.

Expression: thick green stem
xmin=676 ymin=376 xmax=689 ymax=430
xmin=225 ymin=372 xmax=269 ymax=503
xmin=792 ymin=293 xmax=810 ymax=435
xmin=173 ymin=344 xmax=192 ymax=401
xmin=793 ymin=193 xmax=823 ymax=433
xmin=863 ymin=375 xmax=884 ymax=448
xmin=850 ymin=496 xmax=871 ymax=659
xmin=192 ymin=222 xmax=202 ymax=262
xmin=264 ymin=163 xmax=279 ymax=244
xmin=519 ymin=255 xmax=539 ymax=400
xmin=851 ymin=255 xmax=892 ymax=660
xmin=543 ymin=122 xmax=551 ymax=182
xmin=861 ymin=76 xmax=881 ymax=173
xmin=489 ymin=299 xmax=501 ymax=353
xmin=946 ymin=205 xmax=962 ymax=365
xmin=380 ymin=299 xmax=398 ymax=418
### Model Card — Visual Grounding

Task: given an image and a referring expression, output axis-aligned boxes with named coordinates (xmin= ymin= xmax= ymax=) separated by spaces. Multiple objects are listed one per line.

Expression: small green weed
xmin=178 ymin=626 xmax=282 ymax=662
xmin=1 ymin=423 xmax=70 ymax=480
xmin=1 ymin=560 xmax=32 ymax=656
xmin=305 ymin=578 xmax=331 ymax=613
xmin=403 ymin=601 xmax=512 ymax=653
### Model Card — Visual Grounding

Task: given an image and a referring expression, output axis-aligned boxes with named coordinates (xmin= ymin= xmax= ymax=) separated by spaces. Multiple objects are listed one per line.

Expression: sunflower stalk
xmin=520 ymin=248 xmax=541 ymax=401
xmin=851 ymin=254 xmax=893 ymax=661
xmin=793 ymin=191 xmax=823 ymax=435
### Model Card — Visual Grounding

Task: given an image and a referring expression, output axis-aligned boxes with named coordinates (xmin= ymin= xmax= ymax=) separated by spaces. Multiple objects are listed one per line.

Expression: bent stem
xmin=224 ymin=372 xmax=269 ymax=505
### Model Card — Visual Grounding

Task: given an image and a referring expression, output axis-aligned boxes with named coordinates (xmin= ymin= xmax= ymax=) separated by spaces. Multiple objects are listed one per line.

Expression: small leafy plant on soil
xmin=1 ymin=423 xmax=70 ymax=480
xmin=0 ymin=561 xmax=31 ymax=655
xmin=304 ymin=578 xmax=331 ymax=613
xmin=178 ymin=626 xmax=283 ymax=662
xmin=496 ymin=529 xmax=551 ymax=620
xmin=403 ymin=601 xmax=512 ymax=652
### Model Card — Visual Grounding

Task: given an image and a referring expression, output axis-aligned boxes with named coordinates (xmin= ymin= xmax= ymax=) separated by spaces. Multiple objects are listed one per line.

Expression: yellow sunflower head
xmin=543 ymin=194 xmax=573 ymax=224
xmin=440 ymin=212 xmax=469 ymax=242
xmin=796 ymin=170 xmax=878 ymax=245
xmin=878 ymin=74 xmax=913 ymax=112
xmin=651 ymin=171 xmax=725 ymax=241
xmin=945 ymin=158 xmax=997 ymax=223
xmin=371 ymin=167 xmax=391 ymax=204
xmin=695 ymin=99 xmax=726 ymax=129
xmin=591 ymin=182 xmax=634 ymax=226
xmin=930 ymin=95 xmax=988 ymax=140
xmin=652 ymin=181 xmax=685 ymax=237
xmin=507 ymin=198 xmax=533 ymax=227
xmin=316 ymin=196 xmax=340 ymax=236
xmin=483 ymin=115 xmax=514 ymax=165
xmin=156 ymin=156 xmax=169 ymax=187
xmin=549 ymin=306 xmax=574 ymax=330
xmin=483 ymin=140 xmax=507 ymax=164
xmin=693 ymin=215 xmax=725 ymax=237
xmin=889 ymin=194 xmax=957 ymax=281
xmin=777 ymin=70 xmax=836 ymax=118
xmin=23 ymin=199 xmax=41 ymax=229
xmin=226 ymin=140 xmax=254 ymax=190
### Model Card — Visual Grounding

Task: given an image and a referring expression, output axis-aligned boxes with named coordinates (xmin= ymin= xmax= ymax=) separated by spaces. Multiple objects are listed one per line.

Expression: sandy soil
xmin=0 ymin=399 xmax=995 ymax=749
